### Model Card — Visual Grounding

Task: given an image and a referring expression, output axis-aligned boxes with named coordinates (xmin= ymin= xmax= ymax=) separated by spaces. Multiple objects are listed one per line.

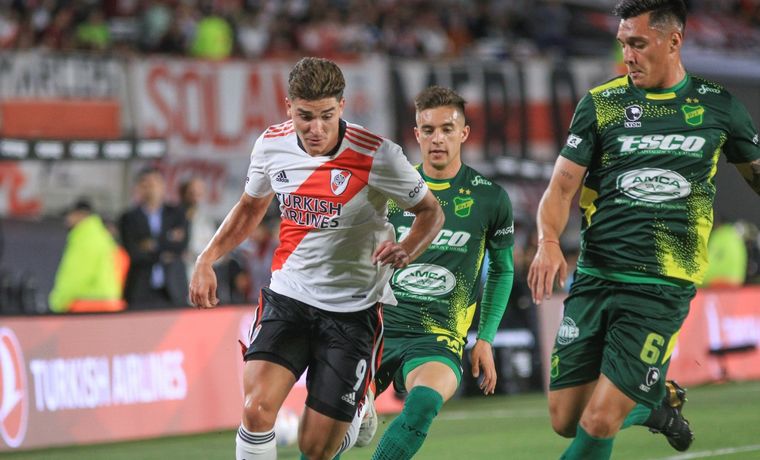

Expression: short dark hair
xmin=613 ymin=0 xmax=687 ymax=32
xmin=287 ymin=57 xmax=345 ymax=101
xmin=136 ymin=165 xmax=162 ymax=180
xmin=414 ymin=86 xmax=467 ymax=121
xmin=70 ymin=198 xmax=92 ymax=214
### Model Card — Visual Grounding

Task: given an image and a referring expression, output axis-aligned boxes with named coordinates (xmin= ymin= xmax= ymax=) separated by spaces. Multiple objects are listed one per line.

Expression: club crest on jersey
xmin=330 ymin=169 xmax=351 ymax=195
xmin=682 ymin=104 xmax=705 ymax=126
xmin=624 ymin=105 xmax=643 ymax=128
xmin=453 ymin=196 xmax=474 ymax=218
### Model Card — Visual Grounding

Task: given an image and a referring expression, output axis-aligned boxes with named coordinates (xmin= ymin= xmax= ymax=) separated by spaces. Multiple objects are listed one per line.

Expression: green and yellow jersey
xmin=561 ymin=74 xmax=760 ymax=285
xmin=385 ymin=164 xmax=514 ymax=354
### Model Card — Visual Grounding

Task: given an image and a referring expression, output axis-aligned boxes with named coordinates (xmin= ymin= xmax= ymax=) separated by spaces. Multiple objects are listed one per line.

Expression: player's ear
xmin=461 ymin=125 xmax=470 ymax=143
xmin=285 ymin=98 xmax=292 ymax=118
xmin=670 ymin=31 xmax=682 ymax=52
xmin=414 ymin=126 xmax=421 ymax=143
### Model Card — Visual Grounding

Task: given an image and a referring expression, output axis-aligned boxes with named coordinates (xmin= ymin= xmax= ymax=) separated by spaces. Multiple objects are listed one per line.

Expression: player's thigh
xmin=549 ymin=273 xmax=607 ymax=392
xmin=244 ymin=287 xmax=311 ymax=377
xmin=306 ymin=304 xmax=383 ymax=422
xmin=601 ymin=283 xmax=692 ymax=407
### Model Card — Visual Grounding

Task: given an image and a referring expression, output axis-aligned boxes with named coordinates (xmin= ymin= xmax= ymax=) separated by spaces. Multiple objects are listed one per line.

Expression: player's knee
xmin=298 ymin=438 xmax=336 ymax=460
xmin=580 ymin=408 xmax=619 ymax=438
xmin=549 ymin=402 xmax=577 ymax=437
xmin=551 ymin=418 xmax=578 ymax=438
xmin=241 ymin=394 xmax=278 ymax=431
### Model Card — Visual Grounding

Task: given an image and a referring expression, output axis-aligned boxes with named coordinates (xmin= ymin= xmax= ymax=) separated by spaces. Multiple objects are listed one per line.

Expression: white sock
xmin=236 ymin=425 xmax=277 ymax=460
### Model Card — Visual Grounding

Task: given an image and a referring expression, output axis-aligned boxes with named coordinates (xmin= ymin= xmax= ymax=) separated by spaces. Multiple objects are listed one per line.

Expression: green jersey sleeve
xmin=724 ymin=95 xmax=760 ymax=163
xmin=486 ymin=186 xmax=514 ymax=251
xmin=559 ymin=93 xmax=598 ymax=166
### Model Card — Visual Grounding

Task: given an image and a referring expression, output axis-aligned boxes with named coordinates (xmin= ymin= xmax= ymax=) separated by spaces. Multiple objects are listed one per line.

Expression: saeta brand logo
xmin=617 ymin=168 xmax=691 ymax=203
xmin=0 ymin=328 xmax=28 ymax=448
xmin=392 ymin=264 xmax=456 ymax=296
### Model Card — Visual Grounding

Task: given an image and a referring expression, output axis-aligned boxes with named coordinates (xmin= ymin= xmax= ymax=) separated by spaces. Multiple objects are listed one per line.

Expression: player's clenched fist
xmin=372 ymin=240 xmax=411 ymax=269
xmin=189 ymin=262 xmax=219 ymax=309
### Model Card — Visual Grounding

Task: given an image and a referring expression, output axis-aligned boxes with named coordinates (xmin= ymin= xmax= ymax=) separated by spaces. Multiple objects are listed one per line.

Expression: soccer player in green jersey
xmin=347 ymin=86 xmax=515 ymax=459
xmin=528 ymin=1 xmax=760 ymax=459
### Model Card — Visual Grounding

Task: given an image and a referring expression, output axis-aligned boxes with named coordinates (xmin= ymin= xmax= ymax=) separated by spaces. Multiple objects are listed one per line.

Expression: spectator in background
xmin=232 ymin=218 xmax=278 ymax=302
xmin=179 ymin=176 xmax=217 ymax=281
xmin=49 ymin=199 xmax=123 ymax=313
xmin=190 ymin=5 xmax=233 ymax=59
xmin=701 ymin=220 xmax=747 ymax=288
xmin=119 ymin=167 xmax=189 ymax=309
xmin=75 ymin=7 xmax=110 ymax=51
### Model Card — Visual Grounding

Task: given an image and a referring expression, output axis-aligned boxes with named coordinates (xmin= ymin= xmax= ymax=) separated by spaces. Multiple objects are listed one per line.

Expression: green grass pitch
xmin=6 ymin=381 xmax=760 ymax=459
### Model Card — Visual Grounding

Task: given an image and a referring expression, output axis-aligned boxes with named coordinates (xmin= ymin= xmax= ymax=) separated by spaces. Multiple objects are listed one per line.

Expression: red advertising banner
xmin=0 ymin=306 xmax=402 ymax=452
xmin=538 ymin=287 xmax=760 ymax=391
xmin=668 ymin=287 xmax=760 ymax=386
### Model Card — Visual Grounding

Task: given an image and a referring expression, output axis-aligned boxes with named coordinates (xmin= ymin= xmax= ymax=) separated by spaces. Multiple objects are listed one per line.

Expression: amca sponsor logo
xmin=617 ymin=168 xmax=691 ymax=203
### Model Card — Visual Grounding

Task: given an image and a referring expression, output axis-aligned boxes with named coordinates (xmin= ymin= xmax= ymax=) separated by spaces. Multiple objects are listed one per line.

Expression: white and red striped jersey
xmin=245 ymin=119 xmax=428 ymax=312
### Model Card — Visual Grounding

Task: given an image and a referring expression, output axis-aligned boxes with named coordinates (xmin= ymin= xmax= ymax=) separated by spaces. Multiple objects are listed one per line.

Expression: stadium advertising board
xmin=0 ymin=308 xmax=243 ymax=451
xmin=0 ymin=306 xmax=402 ymax=451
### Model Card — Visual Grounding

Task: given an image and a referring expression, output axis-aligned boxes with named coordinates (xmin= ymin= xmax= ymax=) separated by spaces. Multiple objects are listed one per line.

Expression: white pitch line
xmin=652 ymin=444 xmax=760 ymax=460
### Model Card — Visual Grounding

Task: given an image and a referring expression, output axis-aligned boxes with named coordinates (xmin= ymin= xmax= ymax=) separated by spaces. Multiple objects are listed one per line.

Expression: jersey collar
xmin=417 ymin=163 xmax=464 ymax=190
xmin=630 ymin=74 xmax=690 ymax=101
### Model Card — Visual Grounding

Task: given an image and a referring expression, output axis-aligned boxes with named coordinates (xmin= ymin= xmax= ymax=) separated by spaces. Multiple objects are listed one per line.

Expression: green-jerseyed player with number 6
xmin=528 ymin=1 xmax=760 ymax=459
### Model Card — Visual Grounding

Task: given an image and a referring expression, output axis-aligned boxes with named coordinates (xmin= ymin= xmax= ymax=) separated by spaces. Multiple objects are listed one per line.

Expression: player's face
xmin=616 ymin=12 xmax=681 ymax=89
xmin=287 ymin=97 xmax=345 ymax=156
xmin=415 ymin=106 xmax=470 ymax=175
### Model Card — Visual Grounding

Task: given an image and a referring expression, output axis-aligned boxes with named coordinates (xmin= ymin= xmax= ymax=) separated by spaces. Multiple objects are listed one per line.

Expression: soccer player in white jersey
xmin=189 ymin=57 xmax=444 ymax=460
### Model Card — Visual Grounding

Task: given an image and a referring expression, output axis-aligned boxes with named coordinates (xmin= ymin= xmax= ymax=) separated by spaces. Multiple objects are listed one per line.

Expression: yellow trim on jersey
xmin=579 ymin=186 xmax=599 ymax=226
xmin=662 ymin=330 xmax=680 ymax=364
xmin=426 ymin=181 xmax=451 ymax=191
xmin=645 ymin=92 xmax=677 ymax=100
xmin=590 ymin=75 xmax=629 ymax=94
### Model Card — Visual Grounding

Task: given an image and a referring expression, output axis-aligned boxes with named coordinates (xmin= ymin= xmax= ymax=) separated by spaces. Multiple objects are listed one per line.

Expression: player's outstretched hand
xmin=471 ymin=339 xmax=497 ymax=395
xmin=527 ymin=241 xmax=567 ymax=305
xmin=189 ymin=262 xmax=219 ymax=309
xmin=372 ymin=240 xmax=411 ymax=268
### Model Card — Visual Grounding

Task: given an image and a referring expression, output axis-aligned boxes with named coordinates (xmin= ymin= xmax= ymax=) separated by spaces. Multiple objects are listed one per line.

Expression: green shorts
xmin=375 ymin=332 xmax=463 ymax=395
xmin=549 ymin=272 xmax=695 ymax=407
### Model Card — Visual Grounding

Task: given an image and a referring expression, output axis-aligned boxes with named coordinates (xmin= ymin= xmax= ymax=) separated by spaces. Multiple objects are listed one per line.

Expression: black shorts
xmin=244 ymin=288 xmax=383 ymax=422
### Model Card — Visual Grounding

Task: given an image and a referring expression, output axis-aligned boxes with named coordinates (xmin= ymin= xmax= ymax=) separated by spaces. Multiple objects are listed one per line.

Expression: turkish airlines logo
xmin=330 ymin=169 xmax=351 ymax=196
xmin=0 ymin=328 xmax=28 ymax=448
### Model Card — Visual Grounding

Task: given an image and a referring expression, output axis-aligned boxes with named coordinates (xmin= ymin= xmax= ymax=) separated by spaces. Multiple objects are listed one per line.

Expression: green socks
xmin=560 ymin=425 xmax=614 ymax=460
xmin=621 ymin=404 xmax=652 ymax=429
xmin=371 ymin=386 xmax=444 ymax=460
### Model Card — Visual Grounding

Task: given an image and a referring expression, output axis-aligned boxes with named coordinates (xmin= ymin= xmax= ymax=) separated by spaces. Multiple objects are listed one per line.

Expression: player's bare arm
xmin=373 ymin=190 xmax=443 ymax=268
xmin=528 ymin=156 xmax=586 ymax=304
xmin=190 ymin=192 xmax=274 ymax=308
xmin=736 ymin=158 xmax=760 ymax=195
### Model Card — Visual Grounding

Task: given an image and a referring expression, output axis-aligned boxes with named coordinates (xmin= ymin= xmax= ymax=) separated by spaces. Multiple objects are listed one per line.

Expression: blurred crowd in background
xmin=2 ymin=0 xmax=760 ymax=317
xmin=2 ymin=0 xmax=760 ymax=60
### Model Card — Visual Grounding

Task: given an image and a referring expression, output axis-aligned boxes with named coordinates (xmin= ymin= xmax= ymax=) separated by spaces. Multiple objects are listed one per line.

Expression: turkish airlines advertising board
xmin=0 ymin=306 xmax=403 ymax=451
